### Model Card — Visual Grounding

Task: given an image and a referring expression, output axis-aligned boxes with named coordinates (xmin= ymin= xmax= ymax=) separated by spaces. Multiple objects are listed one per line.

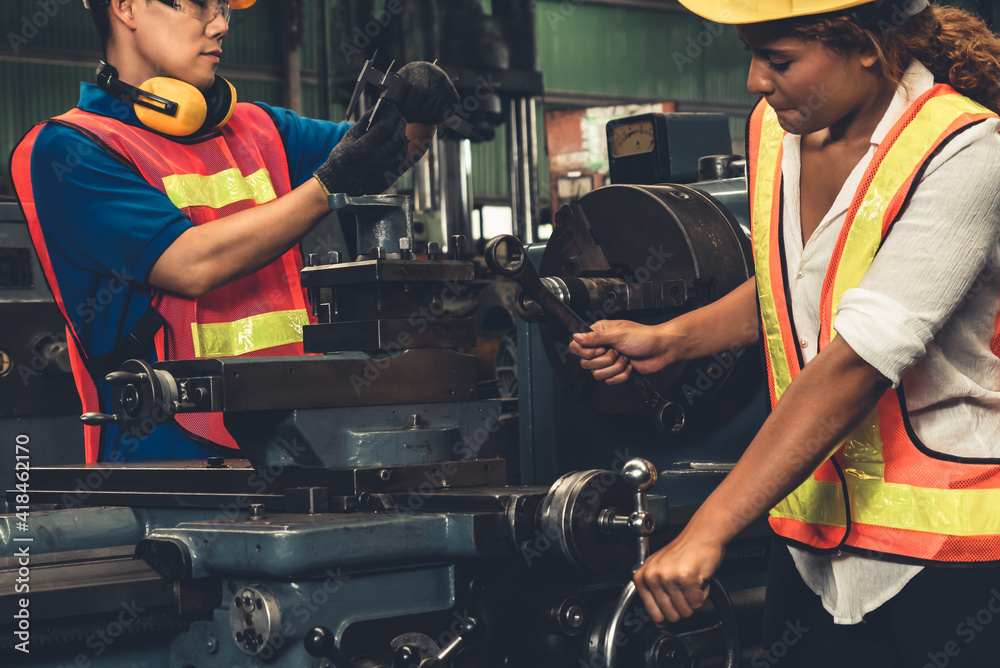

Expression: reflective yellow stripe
xmin=752 ymin=105 xmax=794 ymax=400
xmin=163 ymin=168 xmax=277 ymax=210
xmin=773 ymin=477 xmax=1000 ymax=536
xmin=772 ymin=476 xmax=848 ymax=528
xmin=829 ymin=94 xmax=992 ymax=333
xmin=190 ymin=309 xmax=309 ymax=358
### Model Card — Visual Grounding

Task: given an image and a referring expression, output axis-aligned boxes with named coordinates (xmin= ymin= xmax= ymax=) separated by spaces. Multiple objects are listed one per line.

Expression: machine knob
xmin=304 ymin=627 xmax=364 ymax=668
xmin=621 ymin=458 xmax=657 ymax=492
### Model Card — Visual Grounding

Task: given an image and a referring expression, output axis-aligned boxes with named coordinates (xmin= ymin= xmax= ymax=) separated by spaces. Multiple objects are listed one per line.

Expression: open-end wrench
xmin=484 ymin=234 xmax=685 ymax=434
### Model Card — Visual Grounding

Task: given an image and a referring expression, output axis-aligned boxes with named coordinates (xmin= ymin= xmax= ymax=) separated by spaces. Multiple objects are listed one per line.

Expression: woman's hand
xmin=633 ymin=529 xmax=726 ymax=624
xmin=568 ymin=320 xmax=680 ymax=384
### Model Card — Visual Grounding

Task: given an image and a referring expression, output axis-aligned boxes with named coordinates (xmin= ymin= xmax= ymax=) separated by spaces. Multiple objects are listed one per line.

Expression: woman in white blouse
xmin=570 ymin=1 xmax=1000 ymax=665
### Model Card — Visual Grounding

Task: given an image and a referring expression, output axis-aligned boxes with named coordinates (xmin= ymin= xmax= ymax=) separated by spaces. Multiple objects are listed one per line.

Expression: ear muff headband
xmin=96 ymin=61 xmax=236 ymax=137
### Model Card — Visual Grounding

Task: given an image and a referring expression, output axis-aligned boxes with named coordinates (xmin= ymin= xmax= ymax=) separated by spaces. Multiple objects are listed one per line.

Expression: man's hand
xmin=313 ymin=101 xmax=407 ymax=196
xmin=397 ymin=62 xmax=460 ymax=125
xmin=569 ymin=320 xmax=680 ymax=384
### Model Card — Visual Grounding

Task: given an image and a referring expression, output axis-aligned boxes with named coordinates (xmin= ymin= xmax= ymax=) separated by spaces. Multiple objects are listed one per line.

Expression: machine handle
xmin=304 ymin=627 xmax=364 ymax=668
xmin=435 ymin=616 xmax=484 ymax=661
xmin=392 ymin=617 xmax=485 ymax=668
xmin=80 ymin=412 xmax=117 ymax=425
xmin=484 ymin=234 xmax=685 ymax=434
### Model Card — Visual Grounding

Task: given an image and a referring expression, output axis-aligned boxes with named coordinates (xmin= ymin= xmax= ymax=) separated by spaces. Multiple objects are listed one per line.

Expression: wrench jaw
xmin=484 ymin=234 xmax=526 ymax=278
xmin=650 ymin=400 xmax=686 ymax=434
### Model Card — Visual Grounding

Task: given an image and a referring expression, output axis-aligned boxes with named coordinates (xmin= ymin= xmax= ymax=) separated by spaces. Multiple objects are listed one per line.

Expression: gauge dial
xmin=611 ymin=120 xmax=655 ymax=158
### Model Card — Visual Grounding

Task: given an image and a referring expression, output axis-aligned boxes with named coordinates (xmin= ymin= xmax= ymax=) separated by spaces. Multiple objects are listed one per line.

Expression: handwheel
xmin=587 ymin=575 xmax=740 ymax=668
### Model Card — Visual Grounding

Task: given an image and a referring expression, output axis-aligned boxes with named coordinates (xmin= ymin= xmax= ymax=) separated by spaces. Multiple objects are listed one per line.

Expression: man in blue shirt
xmin=11 ymin=0 xmax=458 ymax=462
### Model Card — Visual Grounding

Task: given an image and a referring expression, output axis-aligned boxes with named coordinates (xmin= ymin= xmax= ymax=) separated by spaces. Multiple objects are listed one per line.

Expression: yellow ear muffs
xmin=136 ymin=77 xmax=208 ymax=137
xmin=202 ymin=76 xmax=237 ymax=132
xmin=229 ymin=0 xmax=257 ymax=8
xmin=96 ymin=61 xmax=238 ymax=137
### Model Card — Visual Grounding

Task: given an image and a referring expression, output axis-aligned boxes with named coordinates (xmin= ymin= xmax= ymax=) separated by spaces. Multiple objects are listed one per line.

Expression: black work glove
xmin=397 ymin=61 xmax=461 ymax=125
xmin=313 ymin=101 xmax=408 ymax=196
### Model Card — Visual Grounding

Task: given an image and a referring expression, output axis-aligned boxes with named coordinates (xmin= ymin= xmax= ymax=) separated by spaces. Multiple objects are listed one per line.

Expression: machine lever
xmin=598 ymin=459 xmax=658 ymax=566
xmin=392 ymin=617 xmax=484 ymax=668
xmin=105 ymin=371 xmax=146 ymax=386
xmin=304 ymin=627 xmax=364 ymax=668
xmin=484 ymin=234 xmax=685 ymax=434
xmin=80 ymin=412 xmax=118 ymax=425
xmin=435 ymin=616 xmax=484 ymax=661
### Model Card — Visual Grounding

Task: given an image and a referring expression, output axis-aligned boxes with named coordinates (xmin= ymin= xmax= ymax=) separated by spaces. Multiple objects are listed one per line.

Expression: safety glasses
xmin=155 ymin=0 xmax=232 ymax=23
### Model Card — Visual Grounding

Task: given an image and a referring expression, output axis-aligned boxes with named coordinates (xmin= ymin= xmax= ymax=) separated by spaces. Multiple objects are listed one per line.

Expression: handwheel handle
xmin=598 ymin=576 xmax=740 ymax=668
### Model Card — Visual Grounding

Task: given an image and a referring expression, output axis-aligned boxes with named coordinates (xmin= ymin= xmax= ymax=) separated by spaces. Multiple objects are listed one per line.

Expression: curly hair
xmin=781 ymin=4 xmax=1000 ymax=112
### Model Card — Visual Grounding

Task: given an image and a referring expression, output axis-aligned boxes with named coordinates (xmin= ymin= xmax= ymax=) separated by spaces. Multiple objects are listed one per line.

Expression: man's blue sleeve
xmin=254 ymin=103 xmax=352 ymax=187
xmin=30 ymin=123 xmax=194 ymax=287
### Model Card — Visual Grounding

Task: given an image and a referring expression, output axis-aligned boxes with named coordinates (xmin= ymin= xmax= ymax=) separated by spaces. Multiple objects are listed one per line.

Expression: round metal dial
xmin=611 ymin=119 xmax=656 ymax=158
xmin=229 ymin=585 xmax=281 ymax=656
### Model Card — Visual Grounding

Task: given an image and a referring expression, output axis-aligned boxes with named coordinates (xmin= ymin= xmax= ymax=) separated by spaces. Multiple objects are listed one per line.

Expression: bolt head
xmin=564 ymin=605 xmax=585 ymax=628
xmin=122 ymin=385 xmax=142 ymax=416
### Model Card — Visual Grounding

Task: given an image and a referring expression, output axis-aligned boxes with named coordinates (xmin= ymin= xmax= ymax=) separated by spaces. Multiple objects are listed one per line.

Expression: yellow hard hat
xmin=676 ymin=0 xmax=918 ymax=25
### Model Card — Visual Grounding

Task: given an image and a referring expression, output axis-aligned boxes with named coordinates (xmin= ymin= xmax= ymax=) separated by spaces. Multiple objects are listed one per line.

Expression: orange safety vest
xmin=12 ymin=104 xmax=314 ymax=462
xmin=748 ymin=84 xmax=1000 ymax=564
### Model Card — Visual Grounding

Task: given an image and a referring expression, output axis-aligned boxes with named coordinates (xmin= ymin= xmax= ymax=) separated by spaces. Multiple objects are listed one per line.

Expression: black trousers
xmin=760 ymin=539 xmax=1000 ymax=668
